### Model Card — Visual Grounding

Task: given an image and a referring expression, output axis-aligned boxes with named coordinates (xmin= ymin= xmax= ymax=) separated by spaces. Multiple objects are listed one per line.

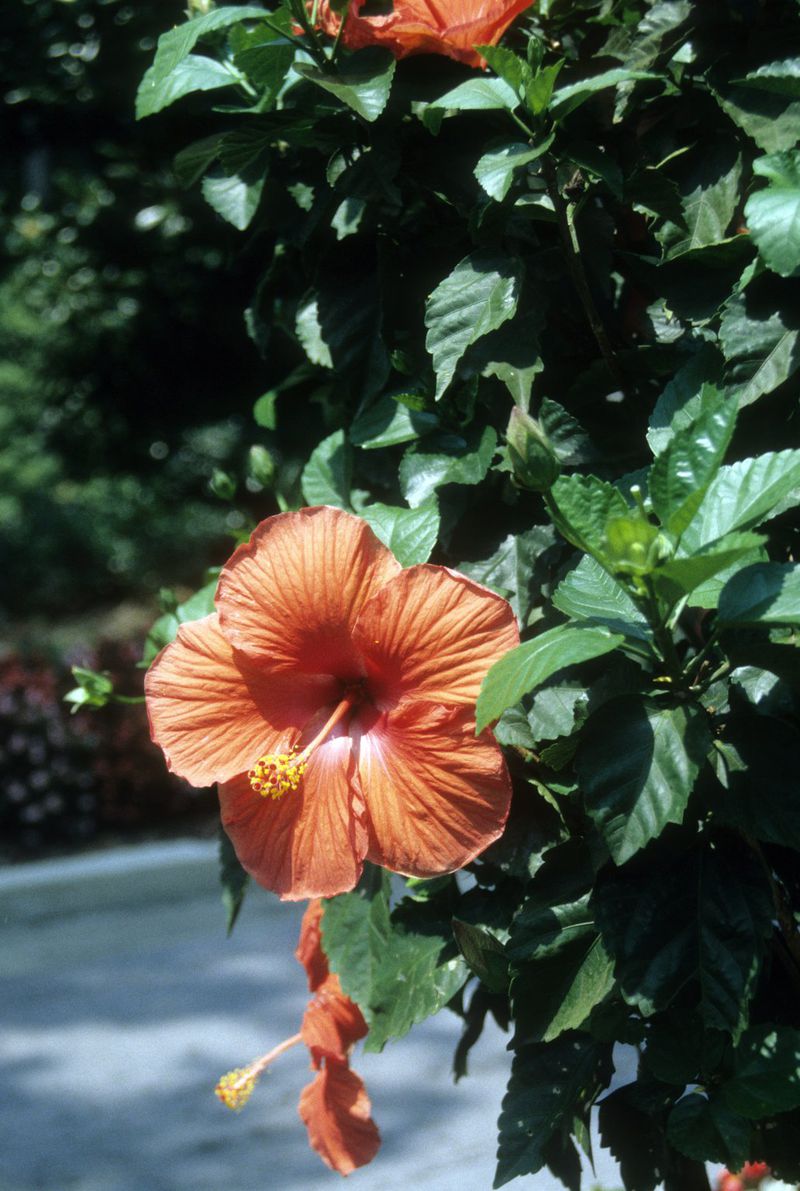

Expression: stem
xmin=542 ymin=156 xmax=625 ymax=393
xmin=329 ymin=1 xmax=350 ymax=61
xmin=641 ymin=576 xmax=684 ymax=683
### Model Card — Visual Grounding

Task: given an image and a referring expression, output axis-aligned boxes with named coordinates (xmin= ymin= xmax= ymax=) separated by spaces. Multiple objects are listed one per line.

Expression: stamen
xmin=248 ymin=695 xmax=357 ymax=799
xmin=215 ymin=1033 xmax=303 ymax=1111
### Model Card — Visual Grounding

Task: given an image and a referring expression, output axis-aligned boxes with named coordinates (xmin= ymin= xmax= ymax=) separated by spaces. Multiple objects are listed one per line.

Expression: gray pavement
xmin=0 ymin=841 xmax=638 ymax=1191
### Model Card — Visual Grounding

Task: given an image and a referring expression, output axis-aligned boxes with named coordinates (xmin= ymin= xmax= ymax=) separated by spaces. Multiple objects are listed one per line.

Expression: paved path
xmin=0 ymin=841 xmax=661 ymax=1191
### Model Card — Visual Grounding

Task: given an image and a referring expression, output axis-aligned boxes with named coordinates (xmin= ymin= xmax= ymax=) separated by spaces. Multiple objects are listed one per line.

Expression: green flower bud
xmin=248 ymin=444 xmax=276 ymax=488
xmin=604 ymin=514 xmax=671 ymax=576
xmin=506 ymin=406 xmax=561 ymax=492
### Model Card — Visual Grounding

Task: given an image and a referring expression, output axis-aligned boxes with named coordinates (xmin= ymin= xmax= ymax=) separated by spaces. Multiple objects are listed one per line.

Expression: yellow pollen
xmin=215 ymin=1066 xmax=258 ymax=1111
xmin=248 ymin=749 xmax=306 ymax=799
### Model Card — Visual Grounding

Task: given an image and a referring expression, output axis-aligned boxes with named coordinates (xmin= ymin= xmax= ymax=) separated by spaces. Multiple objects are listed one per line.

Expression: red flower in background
xmin=216 ymin=900 xmax=380 ymax=1175
xmin=315 ymin=0 xmax=535 ymax=68
xmin=145 ymin=506 xmax=517 ymax=901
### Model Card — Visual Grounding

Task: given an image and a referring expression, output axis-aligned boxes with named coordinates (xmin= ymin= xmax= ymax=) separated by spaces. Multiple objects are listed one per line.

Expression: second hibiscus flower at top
xmin=145 ymin=506 xmax=519 ymax=900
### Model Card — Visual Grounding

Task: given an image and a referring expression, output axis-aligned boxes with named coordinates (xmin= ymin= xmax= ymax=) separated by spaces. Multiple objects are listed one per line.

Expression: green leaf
xmin=680 ymin=449 xmax=800 ymax=554
xmin=253 ymin=390 xmax=278 ymax=429
xmin=322 ymin=872 xmax=468 ymax=1052
xmin=476 ymin=624 xmax=624 ymax=732
xmin=173 ymin=134 xmax=226 ymax=187
xmin=711 ymin=716 xmax=800 ymax=851
xmin=350 ymin=396 xmax=438 ymax=448
xmin=712 ymin=78 xmax=800 ymax=154
xmin=722 ymin=1026 xmax=800 ymax=1118
xmin=495 ymin=1036 xmax=607 ymax=1187
xmin=360 ymin=499 xmax=439 ymax=567
xmin=718 ymin=562 xmax=800 ymax=625
xmin=651 ymin=532 xmax=766 ymax=606
xmin=136 ymin=54 xmax=238 ymax=119
xmin=474 ymin=137 xmax=553 ymax=202
xmin=659 ymin=140 xmax=743 ymax=259
xmin=647 ymin=348 xmax=725 ymax=454
xmin=667 ymin=1095 xmax=751 ymax=1170
xmin=593 ymin=842 xmax=773 ymax=1035
xmin=219 ymin=826 xmax=249 ymax=935
xmin=528 ymin=682 xmax=589 ymax=744
xmin=294 ymin=293 xmax=333 ymax=368
xmin=548 ymin=473 xmax=630 ymax=564
xmin=738 ymin=58 xmax=800 ymax=99
xmin=458 ymin=526 xmax=555 ymax=626
xmin=719 ymin=291 xmax=800 ymax=407
xmin=201 ymin=171 xmax=264 ymax=230
xmin=476 ymin=45 xmax=531 ymax=97
xmin=511 ymin=935 xmax=614 ymax=1044
xmin=300 ymin=429 xmax=352 ymax=509
xmin=451 ymin=920 xmax=509 ymax=994
xmin=550 ymin=68 xmax=662 ymax=119
xmin=745 ymin=151 xmax=800 ymax=278
xmin=507 ymin=842 xmax=595 ymax=964
xmin=552 ymin=555 xmax=651 ymax=643
xmin=399 ymin=426 xmax=497 ymax=508
xmin=64 ymin=666 xmax=114 ymax=711
xmin=136 ymin=5 xmax=266 ymax=117
xmin=649 ymin=391 xmax=737 ymax=538
xmin=526 ymin=60 xmax=565 ymax=115
xmin=142 ymin=580 xmax=218 ymax=665
xmin=294 ymin=48 xmax=396 ymax=122
xmin=577 ymin=698 xmax=710 ymax=865
xmin=425 ymin=253 xmax=522 ymax=400
xmin=429 ymin=76 xmax=519 ymax=112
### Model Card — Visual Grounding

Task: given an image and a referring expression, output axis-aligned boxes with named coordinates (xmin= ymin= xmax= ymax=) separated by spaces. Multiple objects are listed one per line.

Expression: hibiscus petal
xmin=298 ymin=1061 xmax=381 ymax=1176
xmin=296 ymin=900 xmax=329 ymax=993
xmin=216 ymin=507 xmax=400 ymax=678
xmin=301 ymin=973 xmax=368 ymax=1065
xmin=354 ymin=564 xmax=519 ymax=708
xmin=145 ymin=614 xmax=333 ymax=786
xmin=355 ymin=702 xmax=511 ymax=876
xmin=219 ymin=734 xmax=369 ymax=901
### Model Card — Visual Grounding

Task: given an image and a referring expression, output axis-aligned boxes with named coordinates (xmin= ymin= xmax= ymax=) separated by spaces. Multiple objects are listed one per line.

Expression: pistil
xmin=248 ymin=694 xmax=356 ymax=799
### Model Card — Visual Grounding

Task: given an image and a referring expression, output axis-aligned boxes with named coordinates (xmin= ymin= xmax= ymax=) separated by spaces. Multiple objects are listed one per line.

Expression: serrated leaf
xmin=295 ymin=48 xmax=395 ymax=122
xmin=593 ymin=842 xmax=773 ymax=1034
xmin=511 ymin=935 xmax=614 ymax=1045
xmin=649 ymin=391 xmax=737 ymax=538
xmin=429 ymin=75 xmax=519 ymax=112
xmin=201 ymin=171 xmax=264 ymax=229
xmin=219 ymin=826 xmax=249 ymax=935
xmin=295 ymin=293 xmax=333 ymax=368
xmin=722 ymin=1026 xmax=800 ymax=1118
xmin=528 ymin=682 xmax=588 ymax=744
xmin=745 ymin=150 xmax=800 ymax=278
xmin=474 ymin=137 xmax=553 ymax=202
xmin=680 ymin=449 xmax=800 ymax=554
xmin=651 ymin=532 xmax=766 ymax=606
xmin=659 ymin=140 xmax=743 ymax=259
xmin=552 ymin=555 xmax=651 ymax=643
xmin=667 ymin=1094 xmax=751 ymax=1169
xmin=300 ymin=429 xmax=352 ymax=509
xmin=476 ymin=624 xmax=624 ymax=732
xmin=507 ymin=842 xmax=595 ymax=963
xmin=360 ymin=499 xmax=439 ymax=567
xmin=136 ymin=5 xmax=266 ymax=117
xmin=494 ymin=1036 xmax=607 ymax=1187
xmin=647 ymin=348 xmax=725 ymax=454
xmin=719 ymin=291 xmax=800 ymax=407
xmin=458 ymin=526 xmax=555 ymax=626
xmin=173 ymin=133 xmax=225 ymax=187
xmin=548 ymin=473 xmax=630 ymax=564
xmin=135 ymin=53 xmax=236 ymax=119
xmin=399 ymin=426 xmax=497 ymax=508
xmin=142 ymin=580 xmax=217 ymax=665
xmin=350 ymin=396 xmax=438 ymax=449
xmin=476 ymin=45 xmax=531 ymax=96
xmin=322 ymin=872 xmax=468 ymax=1051
xmin=425 ymin=253 xmax=522 ymax=399
xmin=718 ymin=561 xmax=800 ymax=625
xmin=452 ymin=919 xmax=509 ymax=993
xmin=577 ymin=698 xmax=710 ymax=864
xmin=550 ymin=68 xmax=662 ymax=119
xmin=738 ymin=58 xmax=800 ymax=99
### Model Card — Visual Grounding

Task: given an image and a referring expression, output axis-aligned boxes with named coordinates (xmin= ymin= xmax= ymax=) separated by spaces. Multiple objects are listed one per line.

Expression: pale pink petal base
xmin=219 ymin=734 xmax=369 ymax=900
xmin=355 ymin=702 xmax=512 ymax=876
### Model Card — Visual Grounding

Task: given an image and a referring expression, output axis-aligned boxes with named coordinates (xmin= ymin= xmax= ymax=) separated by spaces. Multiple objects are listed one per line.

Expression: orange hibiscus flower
xmin=145 ymin=506 xmax=518 ymax=901
xmin=216 ymin=899 xmax=380 ymax=1176
xmin=314 ymin=0 xmax=535 ymax=68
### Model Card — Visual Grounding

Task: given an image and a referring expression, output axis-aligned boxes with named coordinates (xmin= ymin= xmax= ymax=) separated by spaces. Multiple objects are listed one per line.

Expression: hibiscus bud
xmin=209 ymin=468 xmax=237 ymax=502
xmin=603 ymin=513 xmax=670 ymax=577
xmin=506 ymin=406 xmax=561 ymax=492
xmin=248 ymin=444 xmax=276 ymax=488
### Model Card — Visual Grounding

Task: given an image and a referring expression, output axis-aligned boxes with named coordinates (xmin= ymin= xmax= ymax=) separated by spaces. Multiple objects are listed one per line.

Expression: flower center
xmin=248 ymin=693 xmax=357 ymax=800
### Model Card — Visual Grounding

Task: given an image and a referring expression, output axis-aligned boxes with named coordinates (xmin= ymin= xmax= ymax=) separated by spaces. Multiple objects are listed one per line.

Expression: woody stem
xmin=296 ymin=695 xmax=356 ymax=763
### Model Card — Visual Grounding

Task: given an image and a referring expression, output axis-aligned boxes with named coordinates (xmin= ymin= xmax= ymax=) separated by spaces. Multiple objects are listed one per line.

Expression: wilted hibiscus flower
xmin=314 ymin=0 xmax=534 ymax=68
xmin=216 ymin=899 xmax=380 ymax=1175
xmin=146 ymin=506 xmax=518 ymax=900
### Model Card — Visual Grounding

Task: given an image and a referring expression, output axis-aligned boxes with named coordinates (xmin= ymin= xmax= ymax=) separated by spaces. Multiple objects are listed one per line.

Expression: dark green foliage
xmin=134 ymin=0 xmax=800 ymax=1184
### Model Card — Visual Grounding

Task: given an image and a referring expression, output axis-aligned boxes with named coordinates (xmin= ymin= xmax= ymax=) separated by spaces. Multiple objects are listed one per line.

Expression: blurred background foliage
xmin=0 ymin=0 xmax=267 ymax=852
xmin=0 ymin=0 xmax=265 ymax=622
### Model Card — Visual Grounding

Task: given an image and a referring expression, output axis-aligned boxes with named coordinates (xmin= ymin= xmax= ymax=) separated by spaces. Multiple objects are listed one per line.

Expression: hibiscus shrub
xmin=135 ymin=0 xmax=800 ymax=1187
